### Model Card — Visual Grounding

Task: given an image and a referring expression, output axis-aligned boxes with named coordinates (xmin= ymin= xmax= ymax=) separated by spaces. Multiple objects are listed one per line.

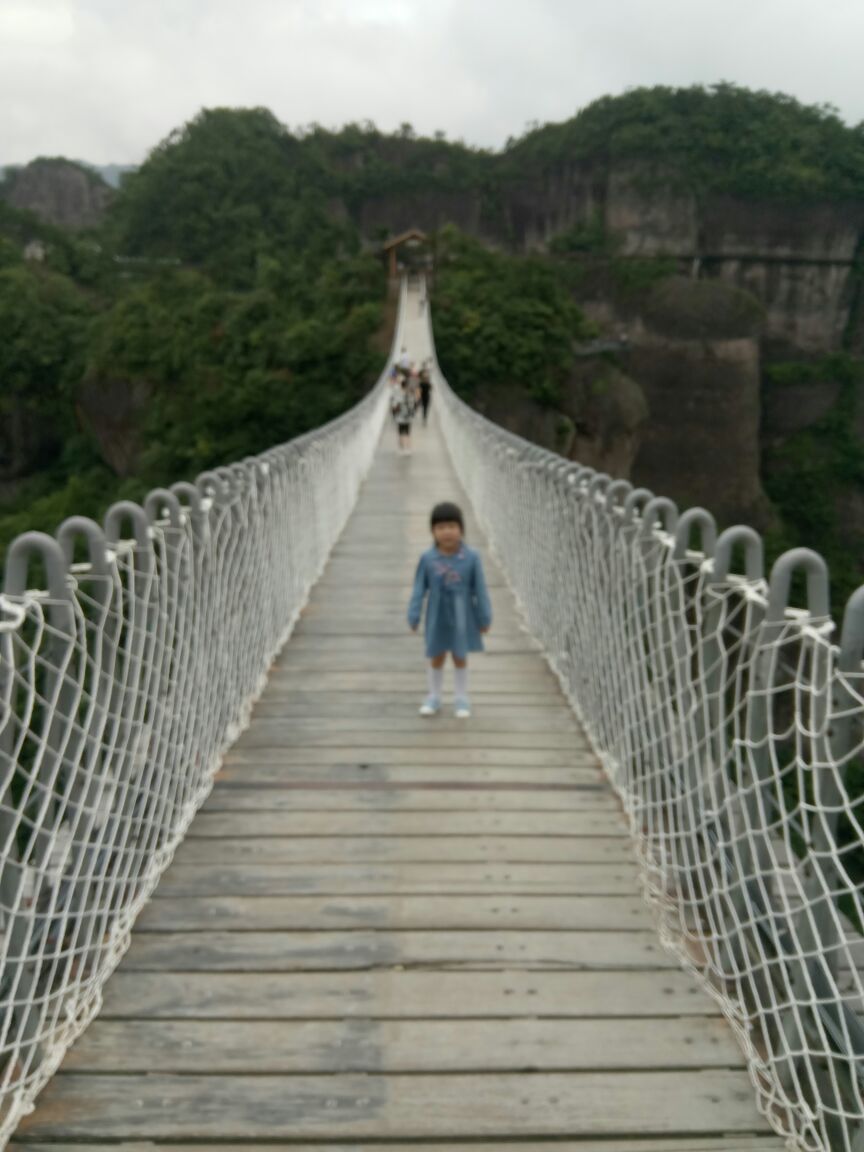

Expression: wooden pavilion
xmin=381 ymin=228 xmax=429 ymax=279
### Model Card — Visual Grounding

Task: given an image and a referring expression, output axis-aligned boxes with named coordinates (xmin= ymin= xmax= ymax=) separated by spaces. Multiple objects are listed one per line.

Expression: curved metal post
xmin=621 ymin=486 xmax=654 ymax=526
xmin=144 ymin=488 xmax=182 ymax=528
xmin=673 ymin=507 xmax=717 ymax=562
xmin=1 ymin=533 xmax=76 ymax=1067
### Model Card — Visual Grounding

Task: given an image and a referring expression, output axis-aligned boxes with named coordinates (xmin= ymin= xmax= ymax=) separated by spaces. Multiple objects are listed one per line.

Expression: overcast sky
xmin=2 ymin=0 xmax=864 ymax=166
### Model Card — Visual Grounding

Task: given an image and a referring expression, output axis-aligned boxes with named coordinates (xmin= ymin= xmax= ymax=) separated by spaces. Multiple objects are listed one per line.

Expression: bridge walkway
xmin=12 ymin=290 xmax=786 ymax=1149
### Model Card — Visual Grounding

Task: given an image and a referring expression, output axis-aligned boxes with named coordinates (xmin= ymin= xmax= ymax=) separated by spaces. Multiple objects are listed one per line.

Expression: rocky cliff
xmin=622 ymin=278 xmax=773 ymax=528
xmin=472 ymin=361 xmax=648 ymax=480
xmin=377 ymin=154 xmax=861 ymax=546
xmin=352 ymin=157 xmax=864 ymax=358
xmin=556 ymin=165 xmax=859 ymax=355
xmin=1 ymin=159 xmax=114 ymax=230
xmin=441 ymin=281 xmax=774 ymax=533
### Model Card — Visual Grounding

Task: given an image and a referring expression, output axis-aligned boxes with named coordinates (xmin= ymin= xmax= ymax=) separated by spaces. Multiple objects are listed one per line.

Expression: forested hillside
xmin=3 ymin=85 xmax=864 ymax=601
xmin=0 ymin=109 xmax=390 ymax=551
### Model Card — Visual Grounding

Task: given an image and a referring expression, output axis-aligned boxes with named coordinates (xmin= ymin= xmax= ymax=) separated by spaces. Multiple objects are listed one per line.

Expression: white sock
xmin=428 ymin=666 xmax=443 ymax=698
xmin=453 ymin=666 xmax=468 ymax=698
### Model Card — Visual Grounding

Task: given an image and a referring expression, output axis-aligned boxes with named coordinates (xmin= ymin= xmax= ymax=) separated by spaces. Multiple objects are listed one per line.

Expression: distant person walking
xmin=388 ymin=365 xmax=402 ymax=419
xmin=397 ymin=346 xmax=411 ymax=379
xmin=418 ymin=364 xmax=433 ymax=425
xmin=408 ymin=502 xmax=492 ymax=718
xmin=391 ymin=377 xmax=416 ymax=455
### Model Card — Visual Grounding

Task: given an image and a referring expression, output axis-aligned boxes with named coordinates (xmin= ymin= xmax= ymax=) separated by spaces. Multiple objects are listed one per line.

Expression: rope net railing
xmin=430 ymin=325 xmax=864 ymax=1151
xmin=0 ymin=328 xmax=393 ymax=1143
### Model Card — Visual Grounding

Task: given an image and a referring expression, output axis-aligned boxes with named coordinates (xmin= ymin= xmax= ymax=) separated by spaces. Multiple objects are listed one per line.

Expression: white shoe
xmin=419 ymin=696 xmax=441 ymax=717
xmin=454 ymin=696 xmax=471 ymax=719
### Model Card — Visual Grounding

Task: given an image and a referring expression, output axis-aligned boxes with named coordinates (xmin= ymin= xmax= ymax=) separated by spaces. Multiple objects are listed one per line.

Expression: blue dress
xmin=407 ymin=545 xmax=493 ymax=659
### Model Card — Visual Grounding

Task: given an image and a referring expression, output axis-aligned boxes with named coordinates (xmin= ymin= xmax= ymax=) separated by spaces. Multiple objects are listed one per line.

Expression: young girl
xmin=407 ymin=502 xmax=492 ymax=718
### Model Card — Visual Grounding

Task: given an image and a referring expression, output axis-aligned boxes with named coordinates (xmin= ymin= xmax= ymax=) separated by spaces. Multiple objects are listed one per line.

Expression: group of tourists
xmin=389 ymin=348 xmax=433 ymax=455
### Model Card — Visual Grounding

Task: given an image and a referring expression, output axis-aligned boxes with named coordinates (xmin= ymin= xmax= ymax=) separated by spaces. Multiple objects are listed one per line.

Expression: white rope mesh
xmin=429 ymin=304 xmax=864 ymax=1152
xmin=0 ymin=337 xmax=394 ymax=1143
xmin=3 ymin=273 xmax=863 ymax=1150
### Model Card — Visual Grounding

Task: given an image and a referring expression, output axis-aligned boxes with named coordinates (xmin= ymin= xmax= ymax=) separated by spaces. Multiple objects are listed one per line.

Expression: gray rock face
xmin=76 ymin=377 xmax=152 ymax=477
xmin=605 ymin=164 xmax=698 ymax=257
xmin=356 ymin=190 xmax=488 ymax=245
xmin=578 ymin=279 xmax=774 ymax=530
xmin=628 ymin=331 xmax=774 ymax=529
xmin=353 ymin=157 xmax=864 ymax=355
xmin=707 ymin=258 xmax=856 ymax=355
xmin=471 ymin=363 xmax=649 ymax=481
xmin=494 ymin=159 xmax=864 ymax=355
xmin=2 ymin=159 xmax=114 ymax=230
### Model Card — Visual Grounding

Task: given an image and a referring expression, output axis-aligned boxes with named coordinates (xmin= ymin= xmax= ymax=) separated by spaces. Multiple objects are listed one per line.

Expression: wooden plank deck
xmin=12 ymin=304 xmax=787 ymax=1149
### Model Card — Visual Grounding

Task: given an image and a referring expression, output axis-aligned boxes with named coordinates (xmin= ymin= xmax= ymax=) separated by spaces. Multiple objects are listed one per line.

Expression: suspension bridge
xmin=0 ymin=278 xmax=861 ymax=1150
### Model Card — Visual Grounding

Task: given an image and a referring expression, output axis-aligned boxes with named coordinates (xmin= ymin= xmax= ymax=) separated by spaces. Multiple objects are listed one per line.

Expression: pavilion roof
xmin=381 ymin=228 xmax=428 ymax=251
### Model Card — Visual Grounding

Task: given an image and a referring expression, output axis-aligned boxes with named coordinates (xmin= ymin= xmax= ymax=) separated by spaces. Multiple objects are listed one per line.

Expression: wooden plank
xmin=14 ymin=1070 xmax=773 ymax=1140
xmin=61 ymin=1016 xmax=743 ymax=1073
xmin=275 ymin=651 xmax=541 ymax=667
xmin=215 ymin=763 xmax=604 ymax=785
xmin=250 ymin=702 xmax=579 ymax=727
xmin=155 ymin=861 xmax=641 ymax=896
xmin=11 ymin=358 xmax=777 ymax=1149
xmin=100 ymin=969 xmax=715 ymax=1019
xmin=223 ymin=746 xmax=594 ymax=766
xmin=186 ymin=811 xmax=627 ymax=837
xmin=330 ymin=537 xmax=490 ymax=549
xmin=173 ymin=835 xmax=635 ymax=864
xmin=302 ymin=578 xmax=512 ymax=593
xmin=294 ymin=619 xmax=535 ymax=637
xmin=293 ymin=622 xmax=531 ymax=635
xmin=298 ymin=586 xmax=515 ymax=601
xmin=247 ymin=690 xmax=570 ymax=709
xmin=9 ymin=1140 xmax=789 ymax=1152
xmin=270 ymin=658 xmax=555 ymax=675
xmin=232 ymin=728 xmax=587 ymax=750
xmin=296 ymin=608 xmax=523 ymax=628
xmin=317 ymin=566 xmax=507 ymax=585
xmin=201 ymin=787 xmax=617 ymax=812
xmin=330 ymin=540 xmax=482 ymax=552
xmin=320 ymin=568 xmax=506 ymax=580
xmin=260 ymin=673 xmax=560 ymax=693
xmin=283 ymin=636 xmax=541 ymax=653
xmin=303 ymin=602 xmax=518 ymax=614
xmin=138 ymin=893 xmax=654 ymax=931
xmin=291 ymin=626 xmax=535 ymax=643
xmin=241 ymin=716 xmax=583 ymax=736
xmin=121 ymin=929 xmax=674 ymax=972
xmin=295 ymin=613 xmax=526 ymax=629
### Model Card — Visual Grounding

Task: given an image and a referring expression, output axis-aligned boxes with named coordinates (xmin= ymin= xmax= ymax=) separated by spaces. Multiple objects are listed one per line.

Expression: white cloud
xmin=0 ymin=0 xmax=76 ymax=47
xmin=1 ymin=0 xmax=863 ymax=165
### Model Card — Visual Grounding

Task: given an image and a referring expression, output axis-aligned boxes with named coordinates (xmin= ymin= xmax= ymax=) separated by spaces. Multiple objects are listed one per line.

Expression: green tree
xmin=432 ymin=227 xmax=589 ymax=405
xmin=0 ymin=265 xmax=90 ymax=474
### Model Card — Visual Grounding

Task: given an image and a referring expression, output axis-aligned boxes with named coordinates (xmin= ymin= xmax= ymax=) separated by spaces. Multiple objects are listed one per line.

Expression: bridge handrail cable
xmin=425 ymin=294 xmax=864 ymax=1152
xmin=0 ymin=300 xmax=399 ymax=1144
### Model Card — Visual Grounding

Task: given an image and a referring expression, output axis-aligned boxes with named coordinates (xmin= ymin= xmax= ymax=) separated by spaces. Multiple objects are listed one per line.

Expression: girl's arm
xmin=471 ymin=552 xmax=493 ymax=631
xmin=407 ymin=554 xmax=428 ymax=630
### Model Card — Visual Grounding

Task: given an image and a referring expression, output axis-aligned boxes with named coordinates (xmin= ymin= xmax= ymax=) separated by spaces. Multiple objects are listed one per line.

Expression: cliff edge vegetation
xmin=2 ymin=87 xmax=864 ymax=603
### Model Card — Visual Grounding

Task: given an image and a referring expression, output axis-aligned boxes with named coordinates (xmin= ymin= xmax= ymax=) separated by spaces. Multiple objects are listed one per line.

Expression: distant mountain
xmin=0 ymin=161 xmax=137 ymax=189
xmin=0 ymin=158 xmax=115 ymax=229
xmin=82 ymin=163 xmax=137 ymax=188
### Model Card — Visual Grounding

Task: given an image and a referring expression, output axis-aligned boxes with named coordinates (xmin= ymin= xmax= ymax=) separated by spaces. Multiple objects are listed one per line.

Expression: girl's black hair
xmin=430 ymin=502 xmax=464 ymax=532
